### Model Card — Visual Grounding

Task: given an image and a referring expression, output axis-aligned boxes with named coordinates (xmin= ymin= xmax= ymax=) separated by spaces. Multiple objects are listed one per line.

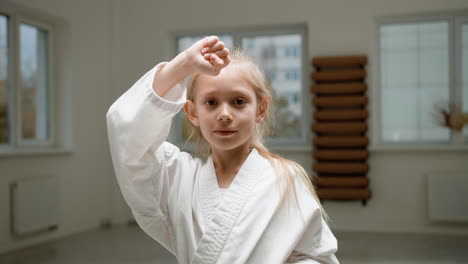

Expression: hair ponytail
xmin=252 ymin=140 xmax=329 ymax=223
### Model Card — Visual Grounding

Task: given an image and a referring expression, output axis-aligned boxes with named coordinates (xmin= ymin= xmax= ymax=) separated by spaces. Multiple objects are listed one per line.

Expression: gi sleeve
xmin=106 ymin=62 xmax=192 ymax=255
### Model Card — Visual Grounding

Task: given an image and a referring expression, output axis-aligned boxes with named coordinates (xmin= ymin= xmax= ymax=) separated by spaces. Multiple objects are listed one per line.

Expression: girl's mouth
xmin=214 ymin=131 xmax=236 ymax=136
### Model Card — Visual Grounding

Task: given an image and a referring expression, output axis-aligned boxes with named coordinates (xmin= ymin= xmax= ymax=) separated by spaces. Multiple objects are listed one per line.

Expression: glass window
xmin=19 ymin=23 xmax=50 ymax=142
xmin=0 ymin=15 xmax=9 ymax=144
xmin=0 ymin=7 xmax=63 ymax=154
xmin=175 ymin=29 xmax=306 ymax=145
xmin=379 ymin=21 xmax=450 ymax=143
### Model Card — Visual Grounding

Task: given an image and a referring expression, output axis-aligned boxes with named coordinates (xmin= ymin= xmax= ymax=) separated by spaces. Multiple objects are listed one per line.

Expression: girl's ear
xmin=256 ymin=98 xmax=267 ymax=123
xmin=183 ymin=100 xmax=200 ymax=126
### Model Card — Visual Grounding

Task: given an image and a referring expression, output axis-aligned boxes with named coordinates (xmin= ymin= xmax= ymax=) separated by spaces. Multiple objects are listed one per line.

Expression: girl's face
xmin=185 ymin=67 xmax=264 ymax=153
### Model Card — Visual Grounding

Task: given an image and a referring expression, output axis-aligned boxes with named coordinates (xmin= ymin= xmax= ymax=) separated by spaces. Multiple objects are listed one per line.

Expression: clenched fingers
xmin=203 ymin=36 xmax=220 ymax=49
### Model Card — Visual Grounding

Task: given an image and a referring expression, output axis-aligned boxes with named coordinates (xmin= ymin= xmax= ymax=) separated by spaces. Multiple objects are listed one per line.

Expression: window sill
xmin=369 ymin=145 xmax=468 ymax=152
xmin=0 ymin=147 xmax=73 ymax=157
xmin=273 ymin=145 xmax=468 ymax=153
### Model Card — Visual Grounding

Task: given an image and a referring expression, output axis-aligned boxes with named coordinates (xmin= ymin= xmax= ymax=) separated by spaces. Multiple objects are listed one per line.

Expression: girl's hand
xmin=184 ymin=36 xmax=230 ymax=76
xmin=152 ymin=36 xmax=230 ymax=97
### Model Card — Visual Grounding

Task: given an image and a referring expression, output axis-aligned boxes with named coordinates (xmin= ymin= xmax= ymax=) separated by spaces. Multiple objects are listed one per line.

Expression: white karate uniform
xmin=106 ymin=63 xmax=340 ymax=264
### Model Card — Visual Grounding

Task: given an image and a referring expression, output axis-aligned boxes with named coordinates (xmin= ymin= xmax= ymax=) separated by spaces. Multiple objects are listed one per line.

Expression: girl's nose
xmin=217 ymin=104 xmax=233 ymax=122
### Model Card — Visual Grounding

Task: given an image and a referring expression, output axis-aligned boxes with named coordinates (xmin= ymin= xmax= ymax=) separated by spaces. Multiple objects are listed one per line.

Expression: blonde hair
xmin=185 ymin=49 xmax=328 ymax=222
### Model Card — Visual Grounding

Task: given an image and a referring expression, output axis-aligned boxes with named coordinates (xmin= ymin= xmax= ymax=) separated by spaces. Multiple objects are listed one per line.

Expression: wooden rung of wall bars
xmin=311 ymin=83 xmax=367 ymax=95
xmin=313 ymin=109 xmax=368 ymax=121
xmin=312 ymin=176 xmax=369 ymax=188
xmin=313 ymin=150 xmax=369 ymax=161
xmin=313 ymin=136 xmax=368 ymax=148
xmin=313 ymin=162 xmax=368 ymax=174
xmin=312 ymin=55 xmax=367 ymax=68
xmin=313 ymin=96 xmax=368 ymax=108
xmin=311 ymin=69 xmax=366 ymax=82
xmin=311 ymin=122 xmax=367 ymax=135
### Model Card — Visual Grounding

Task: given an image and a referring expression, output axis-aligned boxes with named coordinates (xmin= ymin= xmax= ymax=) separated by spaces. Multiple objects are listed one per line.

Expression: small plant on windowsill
xmin=432 ymin=102 xmax=468 ymax=131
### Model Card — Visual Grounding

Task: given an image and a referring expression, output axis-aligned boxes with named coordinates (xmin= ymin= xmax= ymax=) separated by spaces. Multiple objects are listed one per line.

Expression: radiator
xmin=426 ymin=172 xmax=468 ymax=222
xmin=10 ymin=176 xmax=59 ymax=236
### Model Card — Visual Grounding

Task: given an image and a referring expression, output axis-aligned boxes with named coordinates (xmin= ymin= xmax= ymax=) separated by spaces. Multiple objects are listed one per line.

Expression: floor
xmin=0 ymin=223 xmax=467 ymax=264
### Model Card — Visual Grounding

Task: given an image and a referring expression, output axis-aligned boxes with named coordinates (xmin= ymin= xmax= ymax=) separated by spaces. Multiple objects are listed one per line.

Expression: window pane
xmin=242 ymin=34 xmax=302 ymax=139
xmin=462 ymin=23 xmax=468 ymax=139
xmin=380 ymin=22 xmax=450 ymax=143
xmin=0 ymin=15 xmax=9 ymax=144
xmin=19 ymin=23 xmax=50 ymax=141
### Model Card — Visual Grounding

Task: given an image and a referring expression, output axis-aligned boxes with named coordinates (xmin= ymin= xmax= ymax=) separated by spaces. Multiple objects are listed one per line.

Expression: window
xmin=174 ymin=26 xmax=308 ymax=146
xmin=0 ymin=15 xmax=8 ymax=144
xmin=377 ymin=15 xmax=468 ymax=146
xmin=0 ymin=5 xmax=62 ymax=154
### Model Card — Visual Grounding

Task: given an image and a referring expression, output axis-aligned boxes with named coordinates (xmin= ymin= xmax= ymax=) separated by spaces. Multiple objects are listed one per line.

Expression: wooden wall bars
xmin=311 ymin=55 xmax=371 ymax=205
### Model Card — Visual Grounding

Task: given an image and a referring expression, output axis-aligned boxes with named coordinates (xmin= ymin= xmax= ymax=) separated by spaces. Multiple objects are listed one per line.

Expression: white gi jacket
xmin=106 ymin=63 xmax=340 ymax=264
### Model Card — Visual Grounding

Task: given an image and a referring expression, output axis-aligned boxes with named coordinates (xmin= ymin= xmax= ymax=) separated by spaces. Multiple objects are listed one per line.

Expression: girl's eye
xmin=205 ymin=99 xmax=216 ymax=106
xmin=233 ymin=99 xmax=246 ymax=105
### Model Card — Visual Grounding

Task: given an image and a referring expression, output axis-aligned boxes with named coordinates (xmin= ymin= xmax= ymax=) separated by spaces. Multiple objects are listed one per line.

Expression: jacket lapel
xmin=192 ymin=149 xmax=270 ymax=264
xmin=198 ymin=156 xmax=222 ymax=227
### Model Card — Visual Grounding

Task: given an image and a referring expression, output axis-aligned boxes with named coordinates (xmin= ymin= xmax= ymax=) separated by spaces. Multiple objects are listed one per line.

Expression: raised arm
xmin=106 ymin=36 xmax=229 ymax=254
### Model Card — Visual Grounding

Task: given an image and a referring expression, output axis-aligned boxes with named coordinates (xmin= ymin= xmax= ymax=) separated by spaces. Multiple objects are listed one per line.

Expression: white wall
xmin=1 ymin=0 xmax=467 ymax=255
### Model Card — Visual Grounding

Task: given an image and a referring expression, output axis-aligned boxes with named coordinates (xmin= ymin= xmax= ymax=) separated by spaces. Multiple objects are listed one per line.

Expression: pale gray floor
xmin=0 ymin=223 xmax=467 ymax=264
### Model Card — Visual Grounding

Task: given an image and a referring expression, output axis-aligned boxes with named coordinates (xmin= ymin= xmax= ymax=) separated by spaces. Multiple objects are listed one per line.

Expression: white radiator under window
xmin=10 ymin=176 xmax=59 ymax=236
xmin=426 ymin=172 xmax=468 ymax=222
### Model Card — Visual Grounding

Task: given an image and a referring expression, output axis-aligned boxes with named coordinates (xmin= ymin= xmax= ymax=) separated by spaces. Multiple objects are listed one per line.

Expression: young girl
xmin=107 ymin=36 xmax=339 ymax=264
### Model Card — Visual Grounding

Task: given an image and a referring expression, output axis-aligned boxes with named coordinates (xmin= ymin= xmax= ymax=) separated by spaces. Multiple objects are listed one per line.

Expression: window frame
xmin=455 ymin=16 xmax=468 ymax=143
xmin=0 ymin=3 xmax=69 ymax=156
xmin=170 ymin=24 xmax=311 ymax=150
xmin=374 ymin=13 xmax=468 ymax=148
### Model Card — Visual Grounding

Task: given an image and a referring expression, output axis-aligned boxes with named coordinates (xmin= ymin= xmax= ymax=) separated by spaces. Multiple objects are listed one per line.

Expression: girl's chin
xmin=208 ymin=140 xmax=252 ymax=153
